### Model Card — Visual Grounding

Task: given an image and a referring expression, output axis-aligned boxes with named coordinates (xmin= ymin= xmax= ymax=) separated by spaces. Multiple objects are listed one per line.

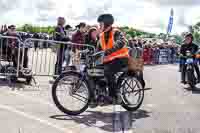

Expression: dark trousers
xmin=55 ymin=44 xmax=66 ymax=75
xmin=104 ymin=58 xmax=128 ymax=98
xmin=13 ymin=48 xmax=28 ymax=68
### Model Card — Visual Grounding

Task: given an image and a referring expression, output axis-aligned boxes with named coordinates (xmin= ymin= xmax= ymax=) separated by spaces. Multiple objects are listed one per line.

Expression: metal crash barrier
xmin=0 ymin=35 xmax=22 ymax=80
xmin=22 ymin=38 xmax=95 ymax=77
xmin=0 ymin=35 xmax=180 ymax=87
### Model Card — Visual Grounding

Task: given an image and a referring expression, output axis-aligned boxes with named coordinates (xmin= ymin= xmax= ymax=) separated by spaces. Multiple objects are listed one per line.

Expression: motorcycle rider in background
xmin=180 ymin=33 xmax=200 ymax=84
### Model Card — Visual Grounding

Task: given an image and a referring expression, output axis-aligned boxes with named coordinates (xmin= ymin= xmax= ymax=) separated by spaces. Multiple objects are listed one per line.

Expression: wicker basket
xmin=128 ymin=57 xmax=144 ymax=72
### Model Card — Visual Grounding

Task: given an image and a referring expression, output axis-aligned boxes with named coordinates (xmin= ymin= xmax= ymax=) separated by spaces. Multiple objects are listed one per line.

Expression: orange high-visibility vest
xmin=100 ymin=29 xmax=129 ymax=63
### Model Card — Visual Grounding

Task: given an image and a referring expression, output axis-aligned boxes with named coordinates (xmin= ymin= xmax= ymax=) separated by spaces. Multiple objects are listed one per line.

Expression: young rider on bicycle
xmin=96 ymin=14 xmax=129 ymax=104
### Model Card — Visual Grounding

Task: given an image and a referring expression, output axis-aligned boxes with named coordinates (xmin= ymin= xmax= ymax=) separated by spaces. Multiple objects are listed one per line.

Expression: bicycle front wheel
xmin=52 ymin=72 xmax=91 ymax=115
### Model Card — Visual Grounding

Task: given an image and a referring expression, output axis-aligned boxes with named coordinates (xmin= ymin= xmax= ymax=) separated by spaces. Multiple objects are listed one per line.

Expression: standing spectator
xmin=54 ymin=17 xmax=69 ymax=41
xmin=137 ymin=38 xmax=143 ymax=48
xmin=133 ymin=39 xmax=138 ymax=47
xmin=159 ymin=45 xmax=164 ymax=64
xmin=54 ymin=17 xmax=70 ymax=75
xmin=151 ymin=44 xmax=156 ymax=64
xmin=136 ymin=45 xmax=143 ymax=59
xmin=155 ymin=44 xmax=160 ymax=64
xmin=65 ymin=25 xmax=72 ymax=31
xmin=0 ymin=25 xmax=8 ymax=34
xmin=63 ymin=25 xmax=73 ymax=67
xmin=129 ymin=39 xmax=138 ymax=58
xmin=170 ymin=45 xmax=176 ymax=64
xmin=85 ymin=27 xmax=98 ymax=49
xmin=136 ymin=39 xmax=144 ymax=59
xmin=128 ymin=37 xmax=133 ymax=47
xmin=143 ymin=45 xmax=150 ymax=64
xmin=33 ymin=33 xmax=40 ymax=50
xmin=0 ymin=25 xmax=3 ymax=34
xmin=148 ymin=45 xmax=153 ymax=65
xmin=5 ymin=25 xmax=28 ymax=68
xmin=83 ymin=27 xmax=98 ymax=63
xmin=166 ymin=45 xmax=171 ymax=64
xmin=72 ymin=22 xmax=87 ymax=51
xmin=64 ymin=25 xmax=72 ymax=38
xmin=174 ymin=45 xmax=180 ymax=64
xmin=165 ymin=44 xmax=170 ymax=64
xmin=3 ymin=25 xmax=8 ymax=33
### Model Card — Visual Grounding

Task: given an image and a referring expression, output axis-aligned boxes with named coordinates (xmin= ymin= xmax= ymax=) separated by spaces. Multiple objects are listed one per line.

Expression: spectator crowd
xmin=127 ymin=37 xmax=180 ymax=65
xmin=0 ymin=17 xmax=181 ymax=75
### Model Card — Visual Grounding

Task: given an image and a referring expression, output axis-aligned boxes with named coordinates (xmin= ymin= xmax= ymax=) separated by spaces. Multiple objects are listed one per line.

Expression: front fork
xmin=186 ymin=64 xmax=195 ymax=82
xmin=71 ymin=74 xmax=85 ymax=95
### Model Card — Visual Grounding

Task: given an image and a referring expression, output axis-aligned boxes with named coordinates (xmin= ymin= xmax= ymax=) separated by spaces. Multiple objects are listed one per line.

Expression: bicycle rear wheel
xmin=118 ymin=74 xmax=144 ymax=111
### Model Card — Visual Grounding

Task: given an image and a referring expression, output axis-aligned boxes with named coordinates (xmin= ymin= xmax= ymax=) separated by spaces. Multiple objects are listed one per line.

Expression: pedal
xmin=99 ymin=96 xmax=113 ymax=106
xmin=97 ymin=95 xmax=106 ymax=106
xmin=143 ymin=88 xmax=152 ymax=91
xmin=89 ymin=101 xmax=98 ymax=108
xmin=21 ymin=68 xmax=32 ymax=77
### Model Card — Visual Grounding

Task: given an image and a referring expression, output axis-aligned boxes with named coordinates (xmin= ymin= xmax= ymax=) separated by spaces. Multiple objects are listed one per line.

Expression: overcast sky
xmin=0 ymin=0 xmax=200 ymax=34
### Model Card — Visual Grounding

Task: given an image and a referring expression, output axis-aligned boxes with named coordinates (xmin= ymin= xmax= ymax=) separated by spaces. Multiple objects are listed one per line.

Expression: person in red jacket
xmin=72 ymin=22 xmax=87 ymax=51
xmin=143 ymin=45 xmax=149 ymax=65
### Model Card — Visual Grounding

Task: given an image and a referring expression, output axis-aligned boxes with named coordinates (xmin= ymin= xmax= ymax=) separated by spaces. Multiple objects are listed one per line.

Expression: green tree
xmin=194 ymin=32 xmax=200 ymax=43
xmin=192 ymin=22 xmax=200 ymax=43
xmin=172 ymin=35 xmax=183 ymax=44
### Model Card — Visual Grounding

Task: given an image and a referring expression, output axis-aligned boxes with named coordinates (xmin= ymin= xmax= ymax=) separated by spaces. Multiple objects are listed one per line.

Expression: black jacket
xmin=3 ymin=32 xmax=21 ymax=48
xmin=180 ymin=43 xmax=199 ymax=56
xmin=54 ymin=25 xmax=70 ymax=42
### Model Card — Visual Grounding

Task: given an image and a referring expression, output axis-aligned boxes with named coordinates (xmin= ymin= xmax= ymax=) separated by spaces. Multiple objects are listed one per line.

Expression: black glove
xmin=105 ymin=49 xmax=112 ymax=56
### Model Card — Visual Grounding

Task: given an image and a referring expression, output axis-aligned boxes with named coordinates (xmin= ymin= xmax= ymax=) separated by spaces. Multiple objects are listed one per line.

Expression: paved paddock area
xmin=1 ymin=65 xmax=200 ymax=133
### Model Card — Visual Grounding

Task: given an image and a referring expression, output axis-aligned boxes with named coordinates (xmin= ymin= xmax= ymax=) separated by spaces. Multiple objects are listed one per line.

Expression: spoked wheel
xmin=118 ymin=74 xmax=144 ymax=111
xmin=52 ymin=72 xmax=91 ymax=116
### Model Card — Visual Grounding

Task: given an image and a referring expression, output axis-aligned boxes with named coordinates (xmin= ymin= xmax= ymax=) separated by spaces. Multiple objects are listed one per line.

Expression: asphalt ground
xmin=1 ymin=64 xmax=200 ymax=133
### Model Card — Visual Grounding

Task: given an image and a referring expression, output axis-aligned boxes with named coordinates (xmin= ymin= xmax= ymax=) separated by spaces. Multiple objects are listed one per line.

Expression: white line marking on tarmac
xmin=5 ymin=90 xmax=55 ymax=108
xmin=0 ymin=104 xmax=72 ymax=133
xmin=145 ymin=104 xmax=155 ymax=108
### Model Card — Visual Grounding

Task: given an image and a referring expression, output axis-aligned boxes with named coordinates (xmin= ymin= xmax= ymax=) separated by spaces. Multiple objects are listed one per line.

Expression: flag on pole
xmin=167 ymin=8 xmax=174 ymax=34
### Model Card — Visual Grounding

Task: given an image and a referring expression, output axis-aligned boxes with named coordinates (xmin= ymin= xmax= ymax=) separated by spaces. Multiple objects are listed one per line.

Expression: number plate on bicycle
xmin=87 ymin=68 xmax=104 ymax=77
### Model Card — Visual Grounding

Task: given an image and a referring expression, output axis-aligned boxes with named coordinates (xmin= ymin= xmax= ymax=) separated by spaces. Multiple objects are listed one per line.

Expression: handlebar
xmin=91 ymin=51 xmax=105 ymax=57
xmin=78 ymin=49 xmax=90 ymax=54
xmin=179 ymin=54 xmax=200 ymax=59
xmin=179 ymin=54 xmax=193 ymax=58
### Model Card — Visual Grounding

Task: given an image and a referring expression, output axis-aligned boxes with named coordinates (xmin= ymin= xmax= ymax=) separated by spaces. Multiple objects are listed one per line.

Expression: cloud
xmin=78 ymin=0 xmax=113 ymax=21
xmin=142 ymin=0 xmax=200 ymax=6
xmin=35 ymin=0 xmax=55 ymax=11
xmin=0 ymin=0 xmax=200 ymax=34
xmin=0 ymin=0 xmax=20 ymax=14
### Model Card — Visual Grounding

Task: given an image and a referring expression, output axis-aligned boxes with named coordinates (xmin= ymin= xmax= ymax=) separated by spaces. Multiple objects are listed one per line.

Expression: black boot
xmin=89 ymin=98 xmax=98 ymax=108
xmin=113 ymin=89 xmax=122 ymax=105
xmin=181 ymin=67 xmax=186 ymax=84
